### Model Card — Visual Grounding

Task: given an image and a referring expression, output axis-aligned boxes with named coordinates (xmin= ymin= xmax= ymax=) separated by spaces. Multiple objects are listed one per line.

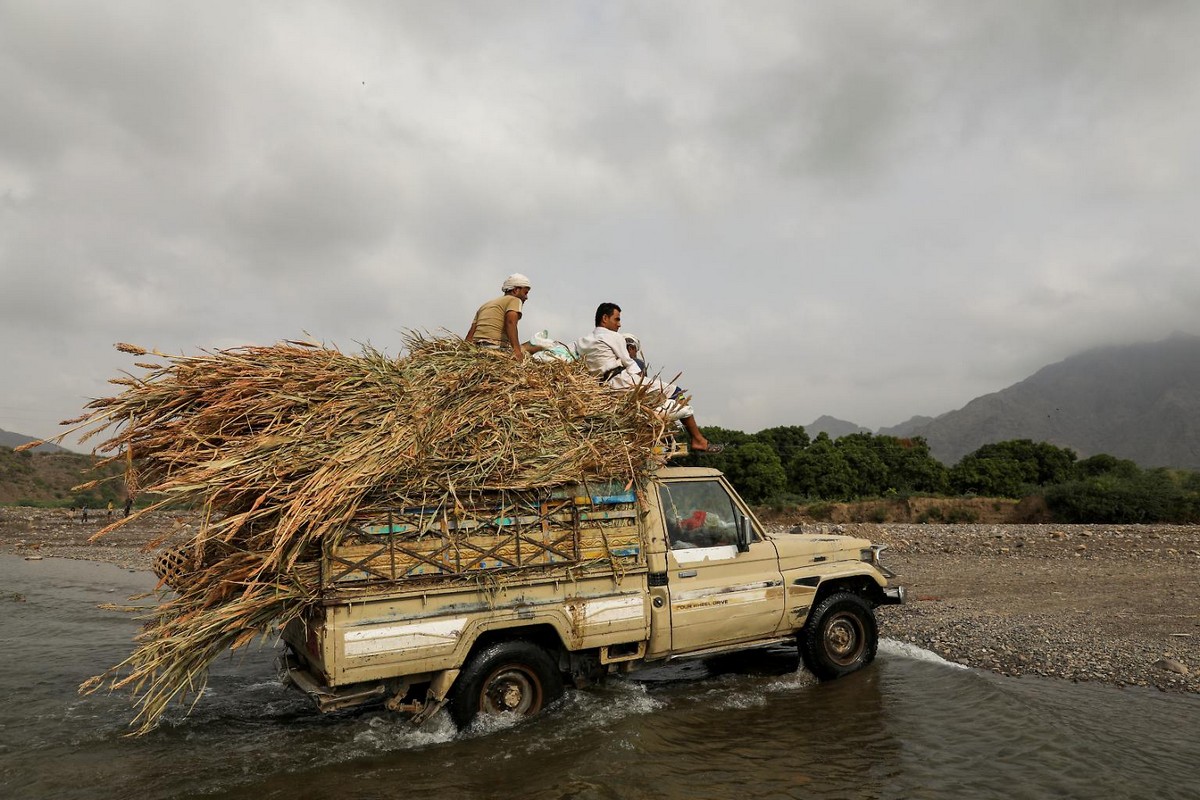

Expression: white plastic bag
xmin=528 ymin=330 xmax=576 ymax=363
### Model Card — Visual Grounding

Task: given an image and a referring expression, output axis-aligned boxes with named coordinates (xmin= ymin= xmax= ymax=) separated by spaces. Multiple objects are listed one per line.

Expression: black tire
xmin=799 ymin=591 xmax=878 ymax=680
xmin=449 ymin=640 xmax=564 ymax=728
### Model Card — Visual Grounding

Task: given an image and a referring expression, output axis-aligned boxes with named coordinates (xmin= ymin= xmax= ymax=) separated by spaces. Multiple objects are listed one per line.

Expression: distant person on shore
xmin=81 ymin=505 xmax=89 ymax=523
xmin=123 ymin=497 xmax=134 ymax=518
xmin=107 ymin=501 xmax=113 ymax=517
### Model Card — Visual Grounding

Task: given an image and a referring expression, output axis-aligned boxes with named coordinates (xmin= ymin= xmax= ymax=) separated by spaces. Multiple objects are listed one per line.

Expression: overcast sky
xmin=3 ymin=1 xmax=1199 ymax=449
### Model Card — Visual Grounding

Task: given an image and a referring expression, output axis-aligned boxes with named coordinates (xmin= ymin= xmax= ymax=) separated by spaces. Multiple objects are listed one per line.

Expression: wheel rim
xmin=480 ymin=664 xmax=544 ymax=716
xmin=824 ymin=610 xmax=866 ymax=666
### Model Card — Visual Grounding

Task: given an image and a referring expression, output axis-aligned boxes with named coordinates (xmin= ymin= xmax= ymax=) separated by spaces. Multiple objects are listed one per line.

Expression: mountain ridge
xmin=804 ymin=415 xmax=872 ymax=440
xmin=0 ymin=428 xmax=71 ymax=454
xmin=859 ymin=333 xmax=1200 ymax=468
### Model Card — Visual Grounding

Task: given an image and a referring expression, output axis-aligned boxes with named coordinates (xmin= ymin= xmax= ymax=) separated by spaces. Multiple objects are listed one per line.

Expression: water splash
xmin=880 ymin=637 xmax=970 ymax=669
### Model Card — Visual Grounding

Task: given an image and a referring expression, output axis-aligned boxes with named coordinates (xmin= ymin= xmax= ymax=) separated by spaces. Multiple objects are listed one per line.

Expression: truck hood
xmin=766 ymin=531 xmax=872 ymax=572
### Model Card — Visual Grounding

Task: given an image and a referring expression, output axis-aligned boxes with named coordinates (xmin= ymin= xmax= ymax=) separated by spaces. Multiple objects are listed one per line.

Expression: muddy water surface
xmin=2 ymin=555 xmax=1198 ymax=800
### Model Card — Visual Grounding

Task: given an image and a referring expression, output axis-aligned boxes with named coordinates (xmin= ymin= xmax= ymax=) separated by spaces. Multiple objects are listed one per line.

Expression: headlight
xmin=860 ymin=544 xmax=894 ymax=578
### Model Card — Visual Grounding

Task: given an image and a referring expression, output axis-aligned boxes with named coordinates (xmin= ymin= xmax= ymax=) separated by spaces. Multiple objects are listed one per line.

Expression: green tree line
xmin=681 ymin=426 xmax=1200 ymax=524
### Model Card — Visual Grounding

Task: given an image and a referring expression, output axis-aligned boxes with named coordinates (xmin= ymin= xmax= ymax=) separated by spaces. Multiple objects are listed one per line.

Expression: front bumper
xmin=880 ymin=585 xmax=906 ymax=605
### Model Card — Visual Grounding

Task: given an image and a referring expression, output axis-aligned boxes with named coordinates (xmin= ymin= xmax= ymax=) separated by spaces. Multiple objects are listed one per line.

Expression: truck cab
xmin=279 ymin=465 xmax=903 ymax=727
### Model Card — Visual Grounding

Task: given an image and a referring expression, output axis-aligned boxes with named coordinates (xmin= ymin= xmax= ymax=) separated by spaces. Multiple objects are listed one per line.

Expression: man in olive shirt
xmin=466 ymin=274 xmax=532 ymax=361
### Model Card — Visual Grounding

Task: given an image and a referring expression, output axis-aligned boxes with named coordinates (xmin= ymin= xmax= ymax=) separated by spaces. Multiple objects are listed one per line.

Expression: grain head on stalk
xmin=66 ymin=333 xmax=674 ymax=734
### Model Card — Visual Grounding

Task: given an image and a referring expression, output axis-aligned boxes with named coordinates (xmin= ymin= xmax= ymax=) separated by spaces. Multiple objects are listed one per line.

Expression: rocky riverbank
xmin=0 ymin=506 xmax=194 ymax=572
xmin=2 ymin=507 xmax=1196 ymax=694
xmin=790 ymin=521 xmax=1200 ymax=694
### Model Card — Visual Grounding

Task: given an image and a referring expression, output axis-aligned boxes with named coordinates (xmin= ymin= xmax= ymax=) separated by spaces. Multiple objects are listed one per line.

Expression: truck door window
xmin=659 ymin=481 xmax=739 ymax=549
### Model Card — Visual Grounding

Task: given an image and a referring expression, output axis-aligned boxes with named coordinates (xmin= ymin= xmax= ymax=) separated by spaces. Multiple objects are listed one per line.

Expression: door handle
xmin=677 ymin=569 xmax=697 ymax=578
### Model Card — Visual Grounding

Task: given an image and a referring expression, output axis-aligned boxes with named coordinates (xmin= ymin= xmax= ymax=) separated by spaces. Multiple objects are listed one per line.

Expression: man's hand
xmin=504 ymin=309 xmax=524 ymax=362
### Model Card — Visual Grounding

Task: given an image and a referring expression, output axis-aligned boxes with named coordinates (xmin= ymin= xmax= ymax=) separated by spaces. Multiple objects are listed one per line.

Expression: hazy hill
xmin=877 ymin=416 xmax=934 ymax=437
xmin=887 ymin=333 xmax=1200 ymax=468
xmin=805 ymin=415 xmax=872 ymax=440
xmin=0 ymin=427 xmax=70 ymax=454
xmin=0 ymin=446 xmax=124 ymax=505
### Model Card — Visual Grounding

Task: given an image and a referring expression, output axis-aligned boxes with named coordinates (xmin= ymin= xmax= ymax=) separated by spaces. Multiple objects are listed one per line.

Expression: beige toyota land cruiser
xmin=280 ymin=464 xmax=904 ymax=727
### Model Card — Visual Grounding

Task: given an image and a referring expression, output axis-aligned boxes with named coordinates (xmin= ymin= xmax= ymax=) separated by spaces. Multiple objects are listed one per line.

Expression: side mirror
xmin=736 ymin=514 xmax=753 ymax=553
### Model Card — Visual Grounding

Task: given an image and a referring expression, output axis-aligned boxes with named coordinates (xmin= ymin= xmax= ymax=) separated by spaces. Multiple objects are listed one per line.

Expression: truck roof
xmin=655 ymin=465 xmax=724 ymax=479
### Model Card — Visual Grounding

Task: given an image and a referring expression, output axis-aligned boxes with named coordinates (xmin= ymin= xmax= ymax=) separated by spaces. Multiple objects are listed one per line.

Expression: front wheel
xmin=449 ymin=641 xmax=564 ymax=728
xmin=799 ymin=592 xmax=878 ymax=680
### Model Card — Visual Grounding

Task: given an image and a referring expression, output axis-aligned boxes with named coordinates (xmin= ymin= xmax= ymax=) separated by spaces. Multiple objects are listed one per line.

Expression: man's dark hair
xmin=595 ymin=302 xmax=621 ymax=327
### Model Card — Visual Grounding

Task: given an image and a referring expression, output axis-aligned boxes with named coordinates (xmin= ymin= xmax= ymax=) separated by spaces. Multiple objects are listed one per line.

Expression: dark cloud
xmin=3 ymin=1 xmax=1200 ymax=444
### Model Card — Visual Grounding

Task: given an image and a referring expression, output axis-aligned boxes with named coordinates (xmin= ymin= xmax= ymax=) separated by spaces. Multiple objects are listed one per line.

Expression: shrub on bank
xmin=943 ymin=506 xmax=980 ymax=524
xmin=1043 ymin=470 xmax=1200 ymax=524
xmin=914 ymin=506 xmax=943 ymax=523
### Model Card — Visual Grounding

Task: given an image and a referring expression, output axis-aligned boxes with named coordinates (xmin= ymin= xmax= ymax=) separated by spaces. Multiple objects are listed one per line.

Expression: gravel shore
xmin=784 ymin=521 xmax=1200 ymax=694
xmin=3 ymin=507 xmax=1197 ymax=694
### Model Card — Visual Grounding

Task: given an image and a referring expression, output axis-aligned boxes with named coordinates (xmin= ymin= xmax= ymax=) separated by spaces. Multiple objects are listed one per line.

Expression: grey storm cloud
xmin=2 ymin=0 xmax=1200 ymax=448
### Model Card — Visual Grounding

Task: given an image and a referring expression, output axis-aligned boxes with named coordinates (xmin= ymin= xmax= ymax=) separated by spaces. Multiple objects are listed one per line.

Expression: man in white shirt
xmin=575 ymin=303 xmax=717 ymax=452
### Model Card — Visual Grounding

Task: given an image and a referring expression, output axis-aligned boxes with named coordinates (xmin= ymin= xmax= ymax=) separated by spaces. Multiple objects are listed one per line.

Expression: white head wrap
xmin=502 ymin=273 xmax=531 ymax=292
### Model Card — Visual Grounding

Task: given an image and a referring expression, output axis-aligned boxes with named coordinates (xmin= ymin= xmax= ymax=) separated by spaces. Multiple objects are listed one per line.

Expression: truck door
xmin=657 ymin=479 xmax=785 ymax=653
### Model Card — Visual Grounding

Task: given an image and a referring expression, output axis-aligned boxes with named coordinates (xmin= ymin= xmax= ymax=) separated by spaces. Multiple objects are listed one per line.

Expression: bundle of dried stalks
xmin=64 ymin=334 xmax=671 ymax=734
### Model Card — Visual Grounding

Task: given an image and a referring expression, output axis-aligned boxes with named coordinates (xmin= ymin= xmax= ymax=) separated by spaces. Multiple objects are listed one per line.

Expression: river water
xmin=2 ymin=555 xmax=1198 ymax=800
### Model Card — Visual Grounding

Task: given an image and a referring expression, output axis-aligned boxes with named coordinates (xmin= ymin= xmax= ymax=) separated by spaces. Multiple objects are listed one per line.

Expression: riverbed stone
xmin=1153 ymin=658 xmax=1190 ymax=676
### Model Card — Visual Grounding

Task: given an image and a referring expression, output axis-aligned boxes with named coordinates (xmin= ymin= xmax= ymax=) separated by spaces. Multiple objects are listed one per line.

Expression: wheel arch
xmin=813 ymin=572 xmax=888 ymax=608
xmin=464 ymin=623 xmax=568 ymax=665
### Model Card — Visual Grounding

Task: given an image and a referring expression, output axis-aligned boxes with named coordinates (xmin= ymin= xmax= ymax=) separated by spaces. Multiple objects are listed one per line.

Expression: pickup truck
xmin=279 ymin=464 xmax=904 ymax=727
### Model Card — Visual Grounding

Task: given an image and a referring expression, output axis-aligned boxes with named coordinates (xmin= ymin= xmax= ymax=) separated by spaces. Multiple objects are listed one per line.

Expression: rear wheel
xmin=449 ymin=641 xmax=563 ymax=728
xmin=799 ymin=592 xmax=878 ymax=680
